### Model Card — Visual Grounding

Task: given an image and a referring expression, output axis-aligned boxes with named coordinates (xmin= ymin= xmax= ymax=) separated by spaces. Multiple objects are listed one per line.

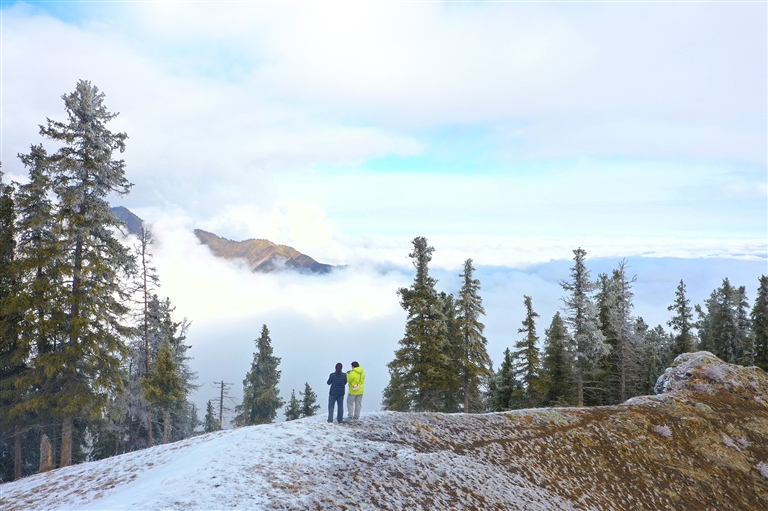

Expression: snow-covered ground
xmin=0 ymin=411 xmax=577 ymax=511
xmin=3 ymin=352 xmax=768 ymax=510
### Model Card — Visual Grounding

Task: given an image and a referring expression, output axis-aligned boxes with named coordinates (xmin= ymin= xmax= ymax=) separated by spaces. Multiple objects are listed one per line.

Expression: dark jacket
xmin=327 ymin=371 xmax=347 ymax=397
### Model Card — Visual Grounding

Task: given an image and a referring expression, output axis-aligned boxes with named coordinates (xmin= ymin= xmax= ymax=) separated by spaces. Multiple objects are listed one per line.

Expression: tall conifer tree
xmin=667 ymin=280 xmax=696 ymax=358
xmin=234 ymin=325 xmax=284 ymax=426
xmin=608 ymin=261 xmax=640 ymax=403
xmin=141 ymin=339 xmax=185 ymax=444
xmin=0 ymin=181 xmax=26 ymax=480
xmin=697 ymin=278 xmax=750 ymax=364
xmin=594 ymin=273 xmax=617 ymax=405
xmin=133 ymin=226 xmax=159 ymax=446
xmin=753 ymin=276 xmax=768 ymax=371
xmin=6 ymin=147 xmax=64 ymax=477
xmin=541 ymin=312 xmax=572 ymax=406
xmin=489 ymin=348 xmax=519 ymax=411
xmin=511 ymin=296 xmax=543 ymax=408
xmin=438 ymin=291 xmax=462 ymax=412
xmin=638 ymin=321 xmax=669 ymax=395
xmin=34 ymin=80 xmax=134 ymax=466
xmin=735 ymin=286 xmax=753 ymax=366
xmin=383 ymin=237 xmax=452 ymax=412
xmin=125 ymin=295 xmax=196 ymax=450
xmin=455 ymin=259 xmax=492 ymax=413
xmin=560 ymin=248 xmax=608 ymax=407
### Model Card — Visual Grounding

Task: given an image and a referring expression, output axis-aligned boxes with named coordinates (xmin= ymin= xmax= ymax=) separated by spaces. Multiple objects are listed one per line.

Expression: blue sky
xmin=3 ymin=1 xmax=767 ymax=414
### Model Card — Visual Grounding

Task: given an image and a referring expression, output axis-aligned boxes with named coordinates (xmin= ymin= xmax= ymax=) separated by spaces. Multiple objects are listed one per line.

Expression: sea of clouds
xmin=134 ymin=210 xmax=767 ymax=422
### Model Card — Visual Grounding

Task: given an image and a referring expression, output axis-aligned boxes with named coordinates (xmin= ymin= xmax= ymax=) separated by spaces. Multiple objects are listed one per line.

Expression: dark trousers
xmin=328 ymin=394 xmax=344 ymax=423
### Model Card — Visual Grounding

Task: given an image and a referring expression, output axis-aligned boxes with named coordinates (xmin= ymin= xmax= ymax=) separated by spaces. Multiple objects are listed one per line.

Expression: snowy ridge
xmin=2 ymin=353 xmax=768 ymax=510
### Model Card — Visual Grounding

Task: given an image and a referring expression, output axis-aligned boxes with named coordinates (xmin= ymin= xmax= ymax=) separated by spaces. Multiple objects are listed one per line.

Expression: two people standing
xmin=326 ymin=361 xmax=365 ymax=423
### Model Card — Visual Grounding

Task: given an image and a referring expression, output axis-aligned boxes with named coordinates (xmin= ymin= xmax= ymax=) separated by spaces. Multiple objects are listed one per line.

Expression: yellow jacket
xmin=347 ymin=366 xmax=365 ymax=395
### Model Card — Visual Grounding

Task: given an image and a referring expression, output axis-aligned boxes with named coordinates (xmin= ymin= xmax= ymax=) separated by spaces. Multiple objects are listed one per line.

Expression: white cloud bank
xmin=138 ymin=215 xmax=766 ymax=421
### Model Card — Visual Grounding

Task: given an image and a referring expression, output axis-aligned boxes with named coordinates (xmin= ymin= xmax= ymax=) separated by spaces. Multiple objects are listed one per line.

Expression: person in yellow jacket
xmin=346 ymin=361 xmax=365 ymax=420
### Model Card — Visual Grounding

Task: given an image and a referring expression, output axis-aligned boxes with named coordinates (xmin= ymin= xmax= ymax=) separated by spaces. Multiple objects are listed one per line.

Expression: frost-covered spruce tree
xmin=203 ymin=400 xmax=219 ymax=432
xmin=637 ymin=320 xmax=669 ymax=395
xmin=383 ymin=237 xmax=452 ymax=412
xmin=284 ymin=390 xmax=301 ymax=421
xmin=511 ymin=296 xmax=543 ymax=408
xmin=541 ymin=312 xmax=572 ymax=406
xmin=753 ymin=276 xmax=768 ymax=371
xmin=132 ymin=226 xmax=159 ymax=446
xmin=141 ymin=339 xmax=185 ymax=444
xmin=455 ymin=259 xmax=492 ymax=413
xmin=34 ymin=81 xmax=134 ymax=467
xmin=697 ymin=278 xmax=750 ymax=365
xmin=489 ymin=348 xmax=519 ymax=411
xmin=439 ymin=291 xmax=462 ymax=413
xmin=234 ymin=324 xmax=284 ymax=426
xmin=667 ymin=280 xmax=696 ymax=358
xmin=124 ymin=295 xmax=197 ymax=449
xmin=300 ymin=382 xmax=320 ymax=417
xmin=735 ymin=286 xmax=754 ymax=366
xmin=594 ymin=273 xmax=617 ymax=405
xmin=560 ymin=248 xmax=608 ymax=407
xmin=607 ymin=260 xmax=641 ymax=403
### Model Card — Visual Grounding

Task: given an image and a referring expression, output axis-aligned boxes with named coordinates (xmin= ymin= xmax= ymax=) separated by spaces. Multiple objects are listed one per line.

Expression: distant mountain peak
xmin=193 ymin=229 xmax=333 ymax=274
xmin=111 ymin=206 xmax=144 ymax=235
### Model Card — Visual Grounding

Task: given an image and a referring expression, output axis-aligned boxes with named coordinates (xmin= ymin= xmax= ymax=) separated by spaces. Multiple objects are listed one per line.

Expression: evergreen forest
xmin=383 ymin=237 xmax=768 ymax=413
xmin=0 ymin=81 xmax=201 ymax=481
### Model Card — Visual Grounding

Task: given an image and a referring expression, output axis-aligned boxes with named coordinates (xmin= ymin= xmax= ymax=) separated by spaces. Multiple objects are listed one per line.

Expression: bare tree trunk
xmin=144 ymin=273 xmax=152 ymax=447
xmin=163 ymin=410 xmax=170 ymax=444
xmin=62 ymin=209 xmax=83 ymax=468
xmin=219 ymin=381 xmax=224 ymax=430
xmin=60 ymin=417 xmax=73 ymax=467
xmin=39 ymin=434 xmax=53 ymax=473
xmin=141 ymin=228 xmax=153 ymax=448
xmin=620 ymin=339 xmax=627 ymax=403
xmin=147 ymin=410 xmax=153 ymax=447
xmin=577 ymin=356 xmax=584 ymax=407
xmin=14 ymin=428 xmax=22 ymax=480
xmin=464 ymin=376 xmax=469 ymax=413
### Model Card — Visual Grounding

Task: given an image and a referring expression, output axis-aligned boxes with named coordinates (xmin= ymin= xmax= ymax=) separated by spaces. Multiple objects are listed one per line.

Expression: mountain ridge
xmin=110 ymin=206 xmax=144 ymax=235
xmin=194 ymin=229 xmax=334 ymax=274
xmin=108 ymin=206 xmax=334 ymax=274
xmin=3 ymin=352 xmax=767 ymax=510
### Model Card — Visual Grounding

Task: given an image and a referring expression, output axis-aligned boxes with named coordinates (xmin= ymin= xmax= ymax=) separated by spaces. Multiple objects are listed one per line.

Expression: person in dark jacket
xmin=327 ymin=363 xmax=347 ymax=423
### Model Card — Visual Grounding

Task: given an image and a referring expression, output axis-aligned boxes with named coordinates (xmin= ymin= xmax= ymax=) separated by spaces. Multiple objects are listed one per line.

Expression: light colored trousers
xmin=347 ymin=393 xmax=363 ymax=419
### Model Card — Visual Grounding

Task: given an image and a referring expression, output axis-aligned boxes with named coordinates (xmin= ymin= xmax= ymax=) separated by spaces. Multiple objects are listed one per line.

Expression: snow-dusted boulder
xmin=654 ymin=350 xmax=766 ymax=397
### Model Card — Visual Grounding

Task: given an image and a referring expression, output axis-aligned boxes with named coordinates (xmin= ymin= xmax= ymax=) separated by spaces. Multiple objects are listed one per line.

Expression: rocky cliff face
xmin=194 ymin=229 xmax=333 ymax=274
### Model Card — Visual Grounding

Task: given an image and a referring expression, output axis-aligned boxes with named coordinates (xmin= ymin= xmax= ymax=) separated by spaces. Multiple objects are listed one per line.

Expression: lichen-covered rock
xmin=654 ymin=351 xmax=767 ymax=399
